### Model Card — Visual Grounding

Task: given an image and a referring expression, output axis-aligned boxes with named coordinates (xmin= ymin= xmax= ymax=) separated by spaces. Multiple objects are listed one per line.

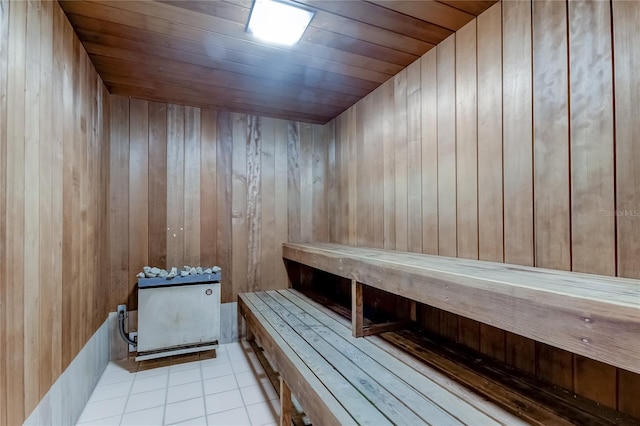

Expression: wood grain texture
xmin=476 ymin=3 xmax=505 ymax=362
xmin=452 ymin=20 xmax=480 ymax=351
xmin=1 ymin=1 xmax=111 ymax=422
xmin=568 ymin=0 xmax=616 ymax=407
xmin=37 ymin=0 xmax=54 ymax=401
xmin=569 ymin=0 xmax=615 ymax=277
xmin=183 ymin=106 xmax=201 ymax=266
xmin=533 ymin=0 xmax=571 ymax=273
xmin=284 ymin=243 xmax=640 ymax=375
xmin=299 ymin=123 xmax=313 ymax=243
xmin=618 ymin=369 xmax=640 ymax=418
xmin=454 ymin=20 xmax=477 ymax=262
xmin=355 ymin=99 xmax=369 ymax=248
xmin=318 ymin=0 xmax=636 ymax=418
xmin=613 ymin=1 xmax=640 ymax=415
xmin=274 ymin=119 xmax=289 ymax=286
xmin=6 ymin=2 xmax=27 ymax=421
xmin=393 ymin=70 xmax=408 ymax=252
xmin=501 ymin=0 xmax=536 ymax=375
xmin=0 ymin=0 xmax=8 ymax=422
xmin=109 ymin=96 xmax=129 ymax=307
xmin=406 ymin=60 xmax=422 ymax=254
xmin=128 ymin=99 xmax=149 ymax=305
xmin=260 ymin=117 xmax=275 ymax=288
xmin=24 ymin=0 xmax=43 ymax=413
xmin=57 ymin=0 xmax=498 ymax=123
xmin=246 ymin=116 xmax=261 ymax=291
xmin=217 ymin=111 xmax=233 ymax=301
xmin=532 ymin=1 xmax=574 ymax=390
xmin=381 ymin=80 xmax=395 ymax=250
xmin=166 ymin=104 xmax=185 ymax=270
xmin=148 ymin=101 xmax=167 ymax=268
xmin=279 ymin=377 xmax=293 ymax=426
xmin=200 ymin=109 xmax=217 ymax=267
xmin=436 ymin=35 xmax=457 ymax=258
xmin=232 ymin=113 xmax=248 ymax=295
xmin=614 ymin=0 xmax=640 ymax=281
xmin=287 ymin=121 xmax=301 ymax=244
xmin=503 ymin=0 xmax=533 ymax=268
xmin=420 ymin=50 xmax=438 ymax=256
xmin=312 ymin=124 xmax=328 ymax=242
xmin=109 ymin=101 xmax=327 ymax=305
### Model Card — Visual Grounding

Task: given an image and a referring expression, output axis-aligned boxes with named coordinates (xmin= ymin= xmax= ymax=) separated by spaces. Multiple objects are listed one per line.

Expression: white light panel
xmin=247 ymin=0 xmax=314 ymax=46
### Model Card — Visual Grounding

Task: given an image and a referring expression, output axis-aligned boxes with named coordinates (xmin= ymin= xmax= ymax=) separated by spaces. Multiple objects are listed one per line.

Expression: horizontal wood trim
xmin=283 ymin=243 xmax=640 ymax=374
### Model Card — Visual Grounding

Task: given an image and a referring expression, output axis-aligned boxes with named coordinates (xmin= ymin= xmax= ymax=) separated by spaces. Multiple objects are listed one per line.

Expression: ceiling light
xmin=247 ymin=0 xmax=315 ymax=46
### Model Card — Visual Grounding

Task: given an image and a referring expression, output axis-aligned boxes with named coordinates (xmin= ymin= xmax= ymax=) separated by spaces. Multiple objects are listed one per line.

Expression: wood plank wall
xmin=0 ymin=1 xmax=111 ymax=424
xmin=108 ymin=96 xmax=329 ymax=308
xmin=326 ymin=0 xmax=640 ymax=417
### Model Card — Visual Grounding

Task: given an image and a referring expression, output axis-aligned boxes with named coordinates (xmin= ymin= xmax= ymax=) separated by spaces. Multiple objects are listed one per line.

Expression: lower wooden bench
xmin=239 ymin=289 xmax=536 ymax=425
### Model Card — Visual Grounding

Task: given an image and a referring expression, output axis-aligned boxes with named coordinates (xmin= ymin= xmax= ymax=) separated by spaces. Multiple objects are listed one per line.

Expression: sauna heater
xmin=135 ymin=272 xmax=221 ymax=361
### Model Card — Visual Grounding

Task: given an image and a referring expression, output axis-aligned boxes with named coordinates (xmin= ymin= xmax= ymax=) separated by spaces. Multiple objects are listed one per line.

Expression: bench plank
xmin=283 ymin=243 xmax=640 ymax=374
xmin=258 ymin=291 xmax=465 ymax=425
xmin=238 ymin=294 xmax=356 ymax=426
xmin=280 ymin=289 xmax=533 ymax=425
xmin=242 ymin=292 xmax=392 ymax=425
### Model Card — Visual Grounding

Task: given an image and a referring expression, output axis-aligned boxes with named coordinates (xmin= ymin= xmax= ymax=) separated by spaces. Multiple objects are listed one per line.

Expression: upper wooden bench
xmin=283 ymin=242 xmax=640 ymax=375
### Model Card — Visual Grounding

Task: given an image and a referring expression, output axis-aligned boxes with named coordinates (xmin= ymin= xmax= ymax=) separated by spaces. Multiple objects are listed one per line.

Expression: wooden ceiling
xmin=60 ymin=0 xmax=498 ymax=124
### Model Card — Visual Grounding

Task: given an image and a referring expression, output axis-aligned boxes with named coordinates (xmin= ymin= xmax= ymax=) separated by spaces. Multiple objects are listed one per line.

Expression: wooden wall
xmin=326 ymin=0 xmax=640 ymax=417
xmin=108 ymin=96 xmax=329 ymax=308
xmin=0 ymin=1 xmax=111 ymax=425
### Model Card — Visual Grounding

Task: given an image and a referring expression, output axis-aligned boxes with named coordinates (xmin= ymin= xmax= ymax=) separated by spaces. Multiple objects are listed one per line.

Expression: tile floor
xmin=76 ymin=341 xmax=279 ymax=426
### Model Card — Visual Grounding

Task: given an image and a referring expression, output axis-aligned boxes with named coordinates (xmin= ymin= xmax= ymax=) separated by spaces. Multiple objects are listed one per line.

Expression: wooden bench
xmin=283 ymin=242 xmax=640 ymax=375
xmin=239 ymin=289 xmax=537 ymax=425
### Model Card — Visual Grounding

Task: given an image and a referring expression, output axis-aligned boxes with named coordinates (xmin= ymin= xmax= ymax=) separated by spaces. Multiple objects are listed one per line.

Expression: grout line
xmin=200 ymin=359 xmax=209 ymax=426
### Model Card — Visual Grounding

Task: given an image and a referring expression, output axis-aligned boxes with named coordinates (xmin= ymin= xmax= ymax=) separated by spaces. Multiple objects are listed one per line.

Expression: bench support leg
xmin=279 ymin=377 xmax=293 ymax=426
xmin=246 ymin=325 xmax=255 ymax=343
xmin=409 ymin=300 xmax=417 ymax=322
xmin=352 ymin=279 xmax=364 ymax=338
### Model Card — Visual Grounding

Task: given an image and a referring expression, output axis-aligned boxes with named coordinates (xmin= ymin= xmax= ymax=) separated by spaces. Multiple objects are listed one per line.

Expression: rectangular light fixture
xmin=247 ymin=0 xmax=315 ymax=46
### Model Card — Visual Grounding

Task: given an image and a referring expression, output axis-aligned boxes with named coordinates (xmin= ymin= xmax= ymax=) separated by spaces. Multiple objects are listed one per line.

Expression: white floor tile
xmin=171 ymin=416 xmax=207 ymax=425
xmin=131 ymin=374 xmax=168 ymax=395
xmin=89 ymin=382 xmax=132 ymax=402
xmin=239 ymin=384 xmax=278 ymax=406
xmin=98 ymin=370 xmax=135 ymax=387
xmin=168 ymin=368 xmax=201 ymax=387
xmin=234 ymin=371 xmax=268 ymax=389
xmin=170 ymin=361 xmax=202 ymax=373
xmin=199 ymin=356 xmax=230 ymax=368
xmin=124 ymin=389 xmax=166 ymax=413
xmin=164 ymin=397 xmax=206 ymax=425
xmin=207 ymin=407 xmax=251 ymax=426
xmin=77 ymin=343 xmax=276 ymax=426
xmin=120 ymin=406 xmax=164 ymax=426
xmin=245 ymin=400 xmax=279 ymax=426
xmin=77 ymin=397 xmax=127 ymax=423
xmin=205 ymin=389 xmax=244 ymax=414
xmin=167 ymin=381 xmax=204 ymax=404
xmin=135 ymin=365 xmax=170 ymax=380
xmin=202 ymin=363 xmax=234 ymax=380
xmin=76 ymin=414 xmax=122 ymax=426
xmin=203 ymin=374 xmax=238 ymax=395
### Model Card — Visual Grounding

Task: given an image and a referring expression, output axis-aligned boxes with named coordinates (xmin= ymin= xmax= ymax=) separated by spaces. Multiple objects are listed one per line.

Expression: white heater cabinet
xmin=136 ymin=275 xmax=221 ymax=361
